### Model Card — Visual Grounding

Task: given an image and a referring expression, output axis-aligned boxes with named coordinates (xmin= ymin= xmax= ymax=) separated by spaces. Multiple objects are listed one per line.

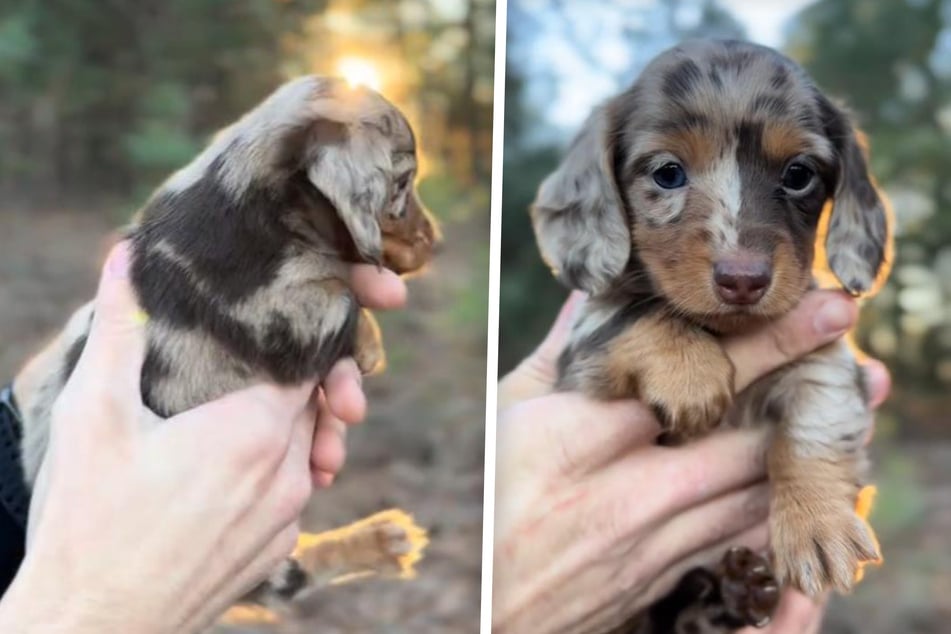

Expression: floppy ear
xmin=818 ymin=96 xmax=891 ymax=295
xmin=306 ymin=119 xmax=391 ymax=265
xmin=530 ymin=103 xmax=629 ymax=296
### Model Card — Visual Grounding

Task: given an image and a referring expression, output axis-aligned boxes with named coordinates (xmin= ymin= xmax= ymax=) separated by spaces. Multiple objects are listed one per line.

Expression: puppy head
xmin=532 ymin=40 xmax=890 ymax=330
xmin=208 ymin=76 xmax=436 ymax=272
xmin=293 ymin=78 xmax=437 ymax=272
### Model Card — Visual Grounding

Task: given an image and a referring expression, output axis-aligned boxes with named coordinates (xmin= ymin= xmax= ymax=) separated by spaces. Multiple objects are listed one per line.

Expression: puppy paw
xmin=771 ymin=499 xmax=880 ymax=597
xmin=353 ymin=309 xmax=385 ymax=375
xmin=642 ymin=355 xmax=734 ymax=442
xmin=354 ymin=340 xmax=385 ymax=375
xmin=580 ymin=311 xmax=734 ymax=439
xmin=293 ymin=508 xmax=429 ymax=586
xmin=716 ymin=547 xmax=780 ymax=628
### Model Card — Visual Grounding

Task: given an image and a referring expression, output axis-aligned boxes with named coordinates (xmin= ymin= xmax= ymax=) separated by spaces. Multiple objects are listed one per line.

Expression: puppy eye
xmin=652 ymin=163 xmax=687 ymax=189
xmin=782 ymin=163 xmax=815 ymax=192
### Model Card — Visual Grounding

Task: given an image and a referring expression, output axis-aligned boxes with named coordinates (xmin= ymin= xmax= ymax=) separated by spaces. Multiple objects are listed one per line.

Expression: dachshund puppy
xmin=530 ymin=40 xmax=891 ymax=631
xmin=13 ymin=75 xmax=438 ymax=605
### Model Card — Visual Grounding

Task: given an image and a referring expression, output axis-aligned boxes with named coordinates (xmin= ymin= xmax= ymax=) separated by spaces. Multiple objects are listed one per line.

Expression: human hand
xmin=493 ymin=291 xmax=890 ymax=634
xmin=0 ymin=243 xmax=321 ymax=633
xmin=310 ymin=264 xmax=407 ymax=487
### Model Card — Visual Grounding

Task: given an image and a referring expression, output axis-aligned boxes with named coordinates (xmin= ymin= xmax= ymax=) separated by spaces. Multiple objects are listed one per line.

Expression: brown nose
xmin=714 ymin=256 xmax=772 ymax=305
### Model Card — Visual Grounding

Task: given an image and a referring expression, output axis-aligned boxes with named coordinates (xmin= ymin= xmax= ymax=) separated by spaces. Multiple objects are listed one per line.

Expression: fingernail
xmin=107 ymin=244 xmax=130 ymax=279
xmin=814 ymin=297 xmax=853 ymax=336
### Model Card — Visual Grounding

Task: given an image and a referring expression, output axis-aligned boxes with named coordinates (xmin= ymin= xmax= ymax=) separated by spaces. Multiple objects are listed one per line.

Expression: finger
xmin=310 ymin=392 xmax=348 ymax=487
xmin=638 ymin=482 xmax=770 ymax=583
xmin=595 ymin=428 xmax=769 ymax=530
xmin=282 ymin=389 xmax=320 ymax=477
xmin=181 ymin=523 xmax=300 ymax=632
xmin=861 ymin=358 xmax=891 ymax=409
xmin=254 ymin=398 xmax=317 ymax=527
xmin=502 ymin=392 xmax=660 ymax=476
xmin=324 ymin=358 xmax=366 ymax=424
xmin=349 ymin=264 xmax=407 ymax=309
xmin=182 ymin=381 xmax=316 ymax=439
xmin=498 ymin=291 xmax=585 ymax=409
xmin=71 ymin=242 xmax=147 ymax=403
xmin=724 ymin=290 xmax=858 ymax=393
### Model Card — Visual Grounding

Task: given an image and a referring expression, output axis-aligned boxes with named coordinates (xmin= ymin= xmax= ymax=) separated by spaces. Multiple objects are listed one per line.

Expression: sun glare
xmin=337 ymin=57 xmax=382 ymax=91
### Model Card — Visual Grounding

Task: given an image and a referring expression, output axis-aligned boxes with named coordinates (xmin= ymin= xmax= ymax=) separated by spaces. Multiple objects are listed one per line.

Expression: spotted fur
xmin=530 ymin=40 xmax=892 ymax=632
xmin=13 ymin=75 xmax=438 ymax=606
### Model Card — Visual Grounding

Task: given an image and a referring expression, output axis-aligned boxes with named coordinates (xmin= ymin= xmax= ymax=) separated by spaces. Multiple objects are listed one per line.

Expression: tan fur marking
xmin=652 ymin=128 xmax=718 ymax=171
xmin=380 ymin=193 xmax=440 ymax=274
xmin=635 ymin=224 xmax=722 ymax=317
xmin=353 ymin=309 xmax=385 ymax=375
xmin=761 ymin=123 xmax=830 ymax=164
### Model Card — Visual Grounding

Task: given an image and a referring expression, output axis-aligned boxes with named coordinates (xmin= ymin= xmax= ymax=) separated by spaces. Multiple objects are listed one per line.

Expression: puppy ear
xmin=530 ymin=103 xmax=629 ymax=295
xmin=306 ymin=117 xmax=391 ymax=266
xmin=819 ymin=96 xmax=891 ymax=295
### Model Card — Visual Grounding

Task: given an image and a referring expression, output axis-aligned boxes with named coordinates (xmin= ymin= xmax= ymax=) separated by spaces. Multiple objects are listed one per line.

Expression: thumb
xmin=71 ymin=242 xmax=147 ymax=404
xmin=724 ymin=290 xmax=858 ymax=393
xmin=498 ymin=291 xmax=585 ymax=409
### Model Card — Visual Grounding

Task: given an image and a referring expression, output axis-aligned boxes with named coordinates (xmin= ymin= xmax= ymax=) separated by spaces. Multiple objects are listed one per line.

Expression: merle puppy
xmin=530 ymin=40 xmax=891 ymax=632
xmin=13 ymin=75 xmax=438 ymax=605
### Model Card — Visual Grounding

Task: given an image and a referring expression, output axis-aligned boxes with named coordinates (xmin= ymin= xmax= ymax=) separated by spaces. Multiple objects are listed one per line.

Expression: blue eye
xmin=652 ymin=162 xmax=687 ymax=189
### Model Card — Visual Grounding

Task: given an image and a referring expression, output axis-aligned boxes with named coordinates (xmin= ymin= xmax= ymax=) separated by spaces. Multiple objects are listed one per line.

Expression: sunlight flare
xmin=337 ymin=56 xmax=382 ymax=91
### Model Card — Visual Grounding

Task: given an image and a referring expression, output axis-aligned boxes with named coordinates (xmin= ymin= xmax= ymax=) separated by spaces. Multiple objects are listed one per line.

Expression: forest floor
xmin=0 ymin=204 xmax=487 ymax=633
xmin=2 ymin=205 xmax=951 ymax=633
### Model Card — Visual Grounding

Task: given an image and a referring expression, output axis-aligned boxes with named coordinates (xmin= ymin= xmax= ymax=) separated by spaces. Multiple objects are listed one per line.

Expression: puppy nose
xmin=713 ymin=256 xmax=772 ymax=305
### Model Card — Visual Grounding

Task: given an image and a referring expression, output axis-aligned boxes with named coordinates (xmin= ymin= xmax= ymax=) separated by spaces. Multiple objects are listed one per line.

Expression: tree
xmin=789 ymin=0 xmax=951 ymax=405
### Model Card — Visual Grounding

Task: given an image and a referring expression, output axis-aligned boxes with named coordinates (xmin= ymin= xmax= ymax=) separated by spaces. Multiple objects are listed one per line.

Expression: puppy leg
xmin=353 ymin=309 xmax=385 ymax=375
xmin=563 ymin=309 xmax=735 ymax=441
xmin=246 ymin=509 xmax=428 ymax=607
xmin=757 ymin=341 xmax=880 ymax=596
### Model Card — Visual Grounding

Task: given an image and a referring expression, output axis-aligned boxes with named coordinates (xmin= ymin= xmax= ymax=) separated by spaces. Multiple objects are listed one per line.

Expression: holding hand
xmin=494 ymin=290 xmax=890 ymax=634
xmin=0 ymin=244 xmax=408 ymax=634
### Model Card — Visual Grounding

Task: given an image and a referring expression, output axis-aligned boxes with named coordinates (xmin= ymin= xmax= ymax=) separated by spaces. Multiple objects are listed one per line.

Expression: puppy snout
xmin=714 ymin=255 xmax=772 ymax=305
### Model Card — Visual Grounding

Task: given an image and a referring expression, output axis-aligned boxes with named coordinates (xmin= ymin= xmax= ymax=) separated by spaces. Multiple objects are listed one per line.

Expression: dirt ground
xmin=0 ymin=205 xmax=487 ymax=633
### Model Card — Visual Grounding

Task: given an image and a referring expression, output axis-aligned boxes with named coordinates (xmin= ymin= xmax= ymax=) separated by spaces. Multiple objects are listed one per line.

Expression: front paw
xmin=771 ymin=496 xmax=880 ymax=597
xmin=642 ymin=357 xmax=734 ymax=442
xmin=354 ymin=309 xmax=385 ymax=375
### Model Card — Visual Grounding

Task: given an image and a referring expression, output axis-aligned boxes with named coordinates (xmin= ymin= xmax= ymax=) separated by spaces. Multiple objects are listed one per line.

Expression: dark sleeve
xmin=0 ymin=385 xmax=28 ymax=596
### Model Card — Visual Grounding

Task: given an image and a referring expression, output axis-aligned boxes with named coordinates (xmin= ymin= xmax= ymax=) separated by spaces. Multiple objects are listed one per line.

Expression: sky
xmin=717 ymin=0 xmax=818 ymax=48
xmin=510 ymin=0 xmax=819 ymax=135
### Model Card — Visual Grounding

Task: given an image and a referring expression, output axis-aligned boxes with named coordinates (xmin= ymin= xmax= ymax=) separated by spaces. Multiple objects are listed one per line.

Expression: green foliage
xmin=0 ymin=0 xmax=326 ymax=199
xmin=871 ymin=450 xmax=928 ymax=538
xmin=0 ymin=12 xmax=36 ymax=71
xmin=420 ymin=171 xmax=491 ymax=337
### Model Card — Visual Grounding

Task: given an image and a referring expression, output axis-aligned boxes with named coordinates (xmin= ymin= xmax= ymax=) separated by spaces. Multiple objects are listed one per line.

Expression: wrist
xmin=0 ymin=558 xmax=165 ymax=634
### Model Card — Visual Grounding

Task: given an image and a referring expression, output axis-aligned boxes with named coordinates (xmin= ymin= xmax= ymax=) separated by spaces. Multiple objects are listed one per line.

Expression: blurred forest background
xmin=0 ymin=0 xmax=493 ymax=631
xmin=501 ymin=1 xmax=951 ymax=632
